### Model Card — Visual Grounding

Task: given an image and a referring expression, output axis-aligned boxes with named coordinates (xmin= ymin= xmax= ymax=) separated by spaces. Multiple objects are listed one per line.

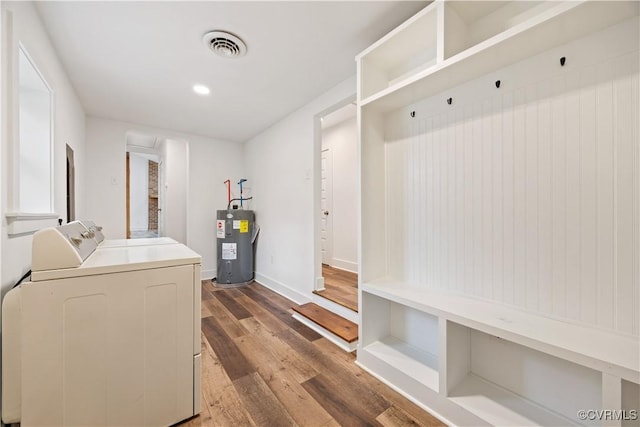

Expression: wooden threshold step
xmin=292 ymin=303 xmax=358 ymax=350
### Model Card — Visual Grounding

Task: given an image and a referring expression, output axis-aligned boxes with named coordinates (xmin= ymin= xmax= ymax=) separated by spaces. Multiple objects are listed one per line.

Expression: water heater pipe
xmin=238 ymin=179 xmax=247 ymax=208
xmin=224 ymin=180 xmax=231 ymax=206
xmin=227 ymin=196 xmax=252 ymax=210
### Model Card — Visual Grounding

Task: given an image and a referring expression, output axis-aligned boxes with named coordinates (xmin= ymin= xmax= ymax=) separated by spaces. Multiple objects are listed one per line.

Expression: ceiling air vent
xmin=203 ymin=31 xmax=247 ymax=58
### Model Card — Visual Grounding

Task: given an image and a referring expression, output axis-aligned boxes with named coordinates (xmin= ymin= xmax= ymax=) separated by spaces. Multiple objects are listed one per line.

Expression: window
xmin=17 ymin=45 xmax=53 ymax=213
xmin=5 ymin=44 xmax=57 ymax=235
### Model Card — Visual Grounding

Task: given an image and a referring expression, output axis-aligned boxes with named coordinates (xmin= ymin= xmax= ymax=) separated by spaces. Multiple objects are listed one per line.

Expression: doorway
xmin=314 ymin=97 xmax=359 ymax=313
xmin=66 ymin=145 xmax=75 ymax=223
xmin=126 ymin=151 xmax=160 ymax=238
xmin=125 ymin=132 xmax=188 ymax=243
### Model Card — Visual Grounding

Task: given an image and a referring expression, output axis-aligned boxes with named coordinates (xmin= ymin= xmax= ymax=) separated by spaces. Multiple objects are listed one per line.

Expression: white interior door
xmin=321 ymin=148 xmax=333 ymax=265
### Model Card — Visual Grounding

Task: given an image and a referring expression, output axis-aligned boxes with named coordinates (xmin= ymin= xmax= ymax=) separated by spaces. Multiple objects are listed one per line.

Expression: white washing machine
xmin=2 ymin=222 xmax=201 ymax=426
xmin=79 ymin=219 xmax=178 ymax=247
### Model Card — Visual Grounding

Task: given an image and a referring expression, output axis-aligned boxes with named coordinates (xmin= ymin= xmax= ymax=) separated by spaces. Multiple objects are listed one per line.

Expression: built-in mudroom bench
xmin=359 ymin=281 xmax=639 ymax=426
xmin=356 ymin=1 xmax=640 ymax=426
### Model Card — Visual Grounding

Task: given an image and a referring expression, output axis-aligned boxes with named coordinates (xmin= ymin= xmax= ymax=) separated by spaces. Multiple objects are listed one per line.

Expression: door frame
xmin=320 ymin=147 xmax=333 ymax=265
xmin=66 ymin=144 xmax=75 ymax=223
xmin=125 ymin=152 xmax=130 ymax=238
xmin=312 ymin=94 xmax=356 ymax=292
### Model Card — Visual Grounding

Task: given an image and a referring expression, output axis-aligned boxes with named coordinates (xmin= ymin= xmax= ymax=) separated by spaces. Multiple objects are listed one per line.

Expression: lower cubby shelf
xmin=363 ymin=336 xmax=439 ymax=392
xmin=449 ymin=374 xmax=577 ymax=427
xmin=447 ymin=325 xmax=601 ymax=426
xmin=359 ymin=285 xmax=640 ymax=426
xmin=360 ymin=290 xmax=440 ymax=390
xmin=356 ymin=347 xmax=491 ymax=427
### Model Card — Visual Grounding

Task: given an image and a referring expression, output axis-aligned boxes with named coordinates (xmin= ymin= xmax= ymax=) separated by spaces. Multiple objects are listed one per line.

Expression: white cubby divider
xmin=357 ymin=3 xmax=639 ymax=424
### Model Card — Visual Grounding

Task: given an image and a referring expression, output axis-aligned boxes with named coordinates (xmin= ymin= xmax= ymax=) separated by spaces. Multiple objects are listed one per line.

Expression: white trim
xmin=329 ymin=258 xmax=357 ymax=274
xmin=5 ymin=212 xmax=59 ymax=235
xmin=184 ymin=140 xmax=190 ymax=248
xmin=292 ymin=313 xmax=357 ymax=353
xmin=254 ymin=273 xmax=311 ymax=306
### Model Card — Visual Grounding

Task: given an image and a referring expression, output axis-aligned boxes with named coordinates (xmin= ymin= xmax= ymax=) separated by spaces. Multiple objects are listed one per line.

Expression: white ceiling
xmin=35 ymin=1 xmax=428 ymax=143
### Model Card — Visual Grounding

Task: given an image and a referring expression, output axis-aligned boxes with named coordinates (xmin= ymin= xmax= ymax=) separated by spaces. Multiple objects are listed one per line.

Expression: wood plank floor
xmin=178 ymin=280 xmax=446 ymax=427
xmin=314 ymin=264 xmax=358 ymax=312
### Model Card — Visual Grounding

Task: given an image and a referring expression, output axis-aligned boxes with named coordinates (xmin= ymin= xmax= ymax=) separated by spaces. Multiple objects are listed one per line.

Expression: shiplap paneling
xmin=383 ymin=18 xmax=639 ymax=336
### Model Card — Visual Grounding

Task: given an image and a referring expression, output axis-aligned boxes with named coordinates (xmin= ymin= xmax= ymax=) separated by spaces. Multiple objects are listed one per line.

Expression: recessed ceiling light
xmin=193 ymin=84 xmax=210 ymax=95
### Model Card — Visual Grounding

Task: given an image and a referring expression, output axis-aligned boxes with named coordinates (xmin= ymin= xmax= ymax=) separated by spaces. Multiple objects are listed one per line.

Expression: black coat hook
xmin=447 ymin=97 xmax=452 ymax=105
xmin=495 ymin=80 xmax=501 ymax=88
xmin=560 ymin=57 xmax=566 ymax=66
xmin=410 ymin=111 xmax=416 ymax=118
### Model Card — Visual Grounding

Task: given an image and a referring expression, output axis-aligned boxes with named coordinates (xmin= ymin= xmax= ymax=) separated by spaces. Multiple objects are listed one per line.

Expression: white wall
xmin=160 ymin=138 xmax=187 ymax=243
xmin=128 ymin=153 xmax=148 ymax=231
xmin=244 ymin=76 xmax=356 ymax=303
xmin=1 ymin=1 xmax=86 ymax=295
xmin=84 ymin=117 xmax=244 ymax=279
xmin=321 ymin=116 xmax=358 ymax=273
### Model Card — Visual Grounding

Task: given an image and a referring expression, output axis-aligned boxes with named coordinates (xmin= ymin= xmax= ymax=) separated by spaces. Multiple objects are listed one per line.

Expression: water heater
xmin=216 ymin=209 xmax=255 ymax=285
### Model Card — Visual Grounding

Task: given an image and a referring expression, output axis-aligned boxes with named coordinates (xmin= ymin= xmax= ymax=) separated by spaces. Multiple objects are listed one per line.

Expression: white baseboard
xmin=254 ymin=273 xmax=311 ymax=306
xmin=329 ymin=258 xmax=357 ymax=274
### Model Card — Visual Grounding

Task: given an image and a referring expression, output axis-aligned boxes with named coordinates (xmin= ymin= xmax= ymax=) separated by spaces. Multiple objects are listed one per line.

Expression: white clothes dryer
xmin=2 ymin=222 xmax=201 ymax=427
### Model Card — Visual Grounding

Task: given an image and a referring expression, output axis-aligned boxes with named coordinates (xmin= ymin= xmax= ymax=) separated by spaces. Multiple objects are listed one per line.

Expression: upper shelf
xmin=357 ymin=0 xmax=639 ymax=112
xmin=357 ymin=1 xmax=439 ymax=100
